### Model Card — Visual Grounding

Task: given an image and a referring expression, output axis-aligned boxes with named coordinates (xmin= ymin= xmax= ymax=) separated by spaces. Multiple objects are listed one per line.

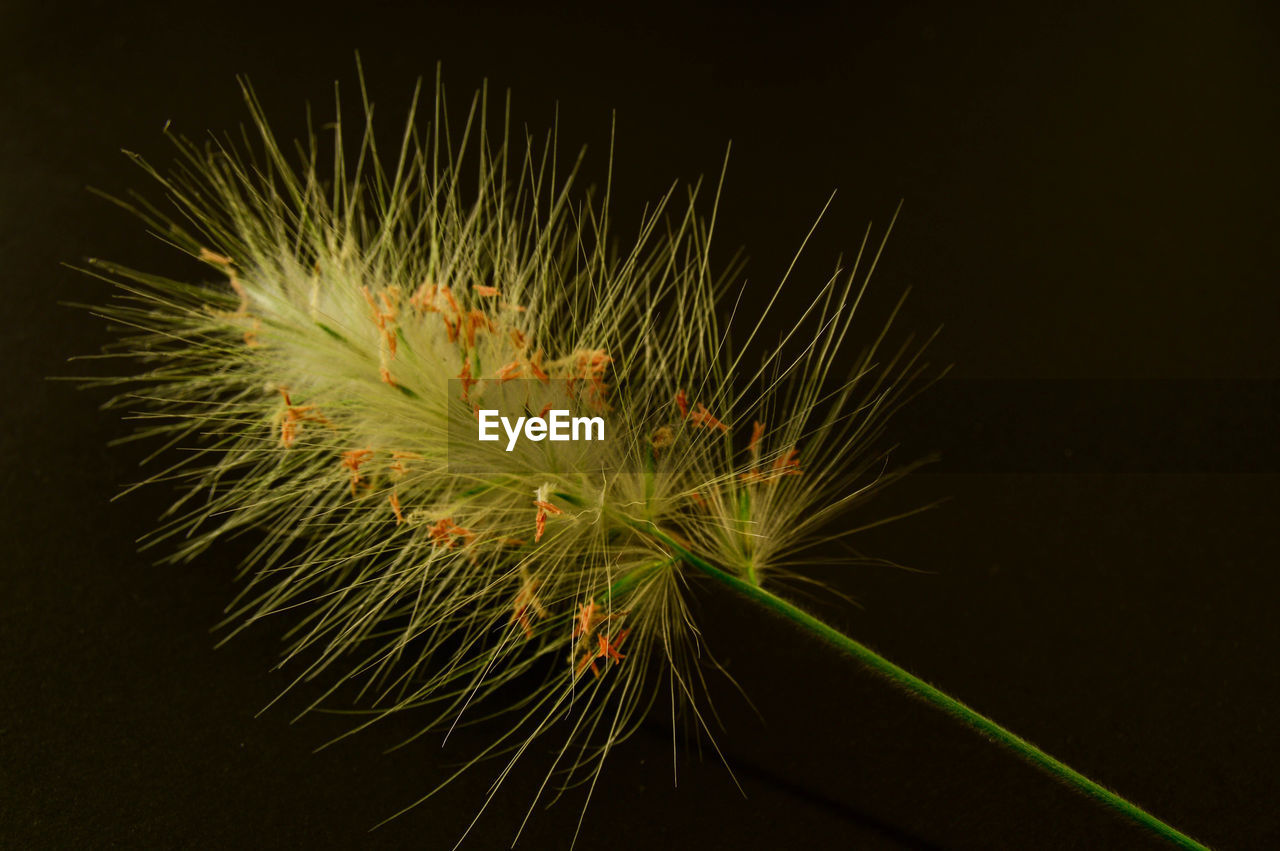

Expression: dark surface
xmin=3 ymin=1 xmax=1278 ymax=848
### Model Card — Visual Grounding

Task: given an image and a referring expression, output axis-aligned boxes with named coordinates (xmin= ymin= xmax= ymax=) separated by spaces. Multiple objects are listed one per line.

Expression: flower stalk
xmin=633 ymin=517 xmax=1208 ymax=850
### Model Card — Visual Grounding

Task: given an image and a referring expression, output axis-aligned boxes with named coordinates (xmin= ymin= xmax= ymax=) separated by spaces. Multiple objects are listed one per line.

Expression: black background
xmin=4 ymin=1 xmax=1278 ymax=848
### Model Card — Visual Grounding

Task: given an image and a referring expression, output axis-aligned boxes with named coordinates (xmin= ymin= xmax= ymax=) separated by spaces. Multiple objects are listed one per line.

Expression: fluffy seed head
xmin=80 ymin=68 xmax=936 ymax=842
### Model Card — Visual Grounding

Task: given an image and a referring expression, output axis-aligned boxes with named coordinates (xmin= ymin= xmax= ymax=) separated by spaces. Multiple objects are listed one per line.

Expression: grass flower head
xmin=80 ymin=67 xmax=936 ymax=844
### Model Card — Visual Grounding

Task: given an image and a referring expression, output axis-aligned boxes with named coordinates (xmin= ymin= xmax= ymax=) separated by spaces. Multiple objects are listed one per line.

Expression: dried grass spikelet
xmin=78 ymin=66 xmax=936 ymax=846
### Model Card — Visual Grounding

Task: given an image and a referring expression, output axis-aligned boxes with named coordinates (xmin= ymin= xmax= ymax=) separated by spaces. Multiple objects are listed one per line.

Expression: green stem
xmin=634 ymin=520 xmax=1208 ymax=850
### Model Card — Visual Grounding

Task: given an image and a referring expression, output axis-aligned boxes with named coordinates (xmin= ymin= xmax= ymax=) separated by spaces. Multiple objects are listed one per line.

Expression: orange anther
xmin=533 ymin=498 xmax=562 ymax=543
xmin=528 ymin=351 xmax=549 ymax=383
xmin=361 ymin=286 xmax=383 ymax=327
xmin=674 ymin=389 xmax=689 ymax=418
xmin=441 ymin=286 xmax=460 ymax=318
xmin=576 ymin=651 xmax=600 ymax=677
xmin=576 ymin=625 xmax=630 ymax=677
xmin=598 ymin=628 xmax=630 ymax=663
xmin=689 ymin=403 xmax=729 ymax=433
xmin=510 ymin=572 xmax=547 ymax=639
xmin=772 ymin=448 xmax=802 ymax=477
xmin=388 ymin=450 xmax=422 ymax=478
xmin=340 ymin=448 xmax=373 ymax=495
xmin=361 ymin=285 xmax=399 ymax=331
xmin=243 ymin=318 xmax=261 ymax=348
xmin=410 ymin=280 xmax=438 ymax=312
xmin=227 ymin=276 xmax=250 ymax=315
xmin=277 ymin=387 xmax=330 ymax=448
xmin=341 ymin=447 xmax=372 ymax=469
xmin=464 ymin=309 xmax=493 ymax=347
xmin=428 ymin=517 xmax=473 ymax=549
xmin=198 ymin=248 xmax=234 ymax=266
xmin=458 ymin=359 xmax=476 ymax=403
xmin=573 ymin=601 xmax=597 ymax=639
